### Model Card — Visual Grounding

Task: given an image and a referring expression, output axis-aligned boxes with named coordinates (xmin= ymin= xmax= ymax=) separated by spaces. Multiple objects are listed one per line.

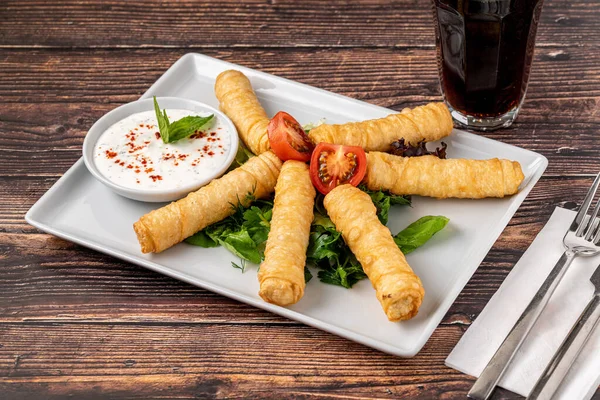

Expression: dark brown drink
xmin=432 ymin=0 xmax=544 ymax=130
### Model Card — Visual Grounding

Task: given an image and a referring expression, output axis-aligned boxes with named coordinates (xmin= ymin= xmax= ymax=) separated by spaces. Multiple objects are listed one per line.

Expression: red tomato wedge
xmin=267 ymin=111 xmax=314 ymax=162
xmin=309 ymin=143 xmax=367 ymax=195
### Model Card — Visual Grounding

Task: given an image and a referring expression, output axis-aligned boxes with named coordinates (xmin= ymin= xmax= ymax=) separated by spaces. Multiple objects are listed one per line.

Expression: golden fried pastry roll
xmin=215 ymin=70 xmax=271 ymax=155
xmin=258 ymin=161 xmax=316 ymax=306
xmin=323 ymin=184 xmax=424 ymax=321
xmin=364 ymin=152 xmax=524 ymax=199
xmin=134 ymin=151 xmax=282 ymax=254
xmin=308 ymin=102 xmax=452 ymax=152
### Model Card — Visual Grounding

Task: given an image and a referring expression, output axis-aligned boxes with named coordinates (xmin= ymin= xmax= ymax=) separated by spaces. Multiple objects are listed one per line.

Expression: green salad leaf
xmin=185 ymin=230 xmax=219 ymax=247
xmin=153 ymin=96 xmax=214 ymax=144
xmin=360 ymin=185 xmax=411 ymax=224
xmin=307 ymin=211 xmax=367 ymax=288
xmin=186 ymin=187 xmax=448 ymax=288
xmin=304 ymin=266 xmax=313 ymax=283
xmin=184 ymin=196 xmax=273 ymax=265
xmin=228 ymin=141 xmax=255 ymax=172
xmin=394 ymin=215 xmax=449 ymax=254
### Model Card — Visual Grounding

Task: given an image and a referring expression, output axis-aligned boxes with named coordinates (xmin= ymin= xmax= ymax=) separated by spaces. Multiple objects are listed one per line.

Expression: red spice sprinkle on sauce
xmin=155 ymin=132 xmax=160 ymax=139
xmin=144 ymin=168 xmax=154 ymax=173
xmin=208 ymin=151 xmax=215 ymax=156
xmin=210 ymin=132 xmax=217 ymax=136
xmin=149 ymin=175 xmax=163 ymax=182
xmin=135 ymin=169 xmax=141 ymax=173
xmin=189 ymin=131 xmax=206 ymax=139
xmin=127 ymin=164 xmax=133 ymax=169
xmin=177 ymin=154 xmax=188 ymax=160
xmin=105 ymin=150 xmax=117 ymax=159
xmin=136 ymin=179 xmax=140 ymax=184
xmin=114 ymin=159 xmax=121 ymax=164
xmin=139 ymin=124 xmax=144 ymax=128
xmin=119 ymin=161 xmax=125 ymax=166
xmin=144 ymin=141 xmax=150 ymax=145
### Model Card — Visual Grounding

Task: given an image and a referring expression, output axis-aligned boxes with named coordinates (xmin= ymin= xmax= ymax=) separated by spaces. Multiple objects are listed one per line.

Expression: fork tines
xmin=573 ymin=173 xmax=600 ymax=242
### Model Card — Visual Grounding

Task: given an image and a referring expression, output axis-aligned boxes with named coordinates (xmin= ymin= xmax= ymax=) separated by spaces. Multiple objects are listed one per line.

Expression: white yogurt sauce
xmin=93 ymin=109 xmax=231 ymax=191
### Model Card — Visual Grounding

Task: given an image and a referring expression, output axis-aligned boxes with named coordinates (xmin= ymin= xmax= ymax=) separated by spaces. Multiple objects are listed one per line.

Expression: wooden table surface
xmin=1 ymin=1 xmax=599 ymax=399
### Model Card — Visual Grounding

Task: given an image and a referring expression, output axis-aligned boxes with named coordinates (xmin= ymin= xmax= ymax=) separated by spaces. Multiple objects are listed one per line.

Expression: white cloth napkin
xmin=446 ymin=207 xmax=600 ymax=399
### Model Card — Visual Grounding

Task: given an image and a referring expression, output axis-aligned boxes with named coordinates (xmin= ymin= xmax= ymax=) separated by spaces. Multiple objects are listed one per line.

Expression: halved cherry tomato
xmin=267 ymin=111 xmax=314 ymax=162
xmin=309 ymin=143 xmax=367 ymax=195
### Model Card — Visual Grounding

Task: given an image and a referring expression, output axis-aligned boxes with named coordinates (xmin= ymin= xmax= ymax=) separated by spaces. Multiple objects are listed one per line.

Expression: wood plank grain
xmin=1 ymin=50 xmax=599 ymax=177
xmin=0 ymin=0 xmax=596 ymax=50
xmin=0 ymin=322 xmax=476 ymax=399
xmin=1 ymin=0 xmax=599 ymax=397
xmin=2 ymin=48 xmax=599 ymax=105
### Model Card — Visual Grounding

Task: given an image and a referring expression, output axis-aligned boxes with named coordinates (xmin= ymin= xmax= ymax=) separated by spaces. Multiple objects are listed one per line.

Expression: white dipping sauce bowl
xmin=83 ymin=97 xmax=239 ymax=202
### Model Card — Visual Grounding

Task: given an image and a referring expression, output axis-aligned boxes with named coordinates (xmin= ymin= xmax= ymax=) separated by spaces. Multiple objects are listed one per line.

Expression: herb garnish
xmin=361 ymin=185 xmax=411 ymax=224
xmin=308 ymin=188 xmax=410 ymax=288
xmin=389 ymin=138 xmax=447 ymax=159
xmin=227 ymin=141 xmax=255 ymax=172
xmin=186 ymin=187 xmax=448 ymax=289
xmin=153 ymin=96 xmax=215 ymax=144
xmin=394 ymin=215 xmax=449 ymax=254
xmin=185 ymin=192 xmax=272 ymax=264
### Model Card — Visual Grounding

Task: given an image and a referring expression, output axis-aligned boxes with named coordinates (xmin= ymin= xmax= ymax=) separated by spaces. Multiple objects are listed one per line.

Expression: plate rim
xmin=25 ymin=52 xmax=549 ymax=357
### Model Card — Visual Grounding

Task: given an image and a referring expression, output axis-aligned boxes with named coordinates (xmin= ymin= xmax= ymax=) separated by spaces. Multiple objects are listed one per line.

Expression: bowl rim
xmin=82 ymin=97 xmax=239 ymax=201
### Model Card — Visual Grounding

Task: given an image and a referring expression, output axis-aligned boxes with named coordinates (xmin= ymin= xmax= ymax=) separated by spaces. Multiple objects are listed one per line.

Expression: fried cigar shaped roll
xmin=258 ymin=161 xmax=316 ymax=306
xmin=134 ymin=151 xmax=282 ymax=254
xmin=324 ymin=184 xmax=424 ymax=321
xmin=364 ymin=152 xmax=524 ymax=199
xmin=215 ymin=70 xmax=271 ymax=155
xmin=308 ymin=102 xmax=452 ymax=152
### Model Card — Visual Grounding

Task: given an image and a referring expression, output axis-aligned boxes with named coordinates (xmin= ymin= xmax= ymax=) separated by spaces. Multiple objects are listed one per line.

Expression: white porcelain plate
xmin=25 ymin=53 xmax=548 ymax=357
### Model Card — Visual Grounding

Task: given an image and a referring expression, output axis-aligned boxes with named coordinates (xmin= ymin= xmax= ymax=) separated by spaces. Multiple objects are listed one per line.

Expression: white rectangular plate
xmin=25 ymin=53 xmax=548 ymax=357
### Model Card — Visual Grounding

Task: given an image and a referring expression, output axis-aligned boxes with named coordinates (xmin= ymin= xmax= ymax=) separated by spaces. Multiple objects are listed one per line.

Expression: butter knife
xmin=527 ymin=263 xmax=600 ymax=400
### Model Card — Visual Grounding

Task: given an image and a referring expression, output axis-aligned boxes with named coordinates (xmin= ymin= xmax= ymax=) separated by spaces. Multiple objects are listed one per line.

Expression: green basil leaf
xmin=153 ymin=96 xmax=214 ymax=143
xmin=167 ymin=114 xmax=214 ymax=143
xmin=394 ymin=216 xmax=449 ymax=254
xmin=153 ymin=96 xmax=170 ymax=143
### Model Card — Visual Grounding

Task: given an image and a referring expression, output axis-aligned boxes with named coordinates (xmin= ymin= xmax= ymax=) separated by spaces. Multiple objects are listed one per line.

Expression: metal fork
xmin=468 ymin=172 xmax=600 ymax=400
xmin=527 ymin=263 xmax=600 ymax=400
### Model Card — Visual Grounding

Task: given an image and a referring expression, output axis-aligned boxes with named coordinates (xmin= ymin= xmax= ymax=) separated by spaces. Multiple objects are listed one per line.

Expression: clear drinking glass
xmin=432 ymin=0 xmax=544 ymax=131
